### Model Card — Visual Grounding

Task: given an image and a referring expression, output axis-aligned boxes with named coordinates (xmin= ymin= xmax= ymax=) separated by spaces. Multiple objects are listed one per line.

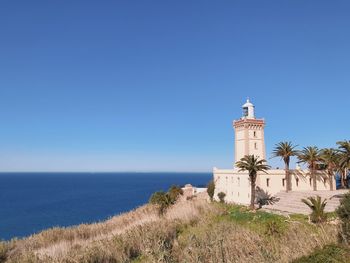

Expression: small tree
xmin=149 ymin=186 xmax=183 ymax=215
xmin=168 ymin=185 xmax=183 ymax=204
xmin=236 ymin=155 xmax=270 ymax=209
xmin=336 ymin=192 xmax=350 ymax=244
xmin=301 ymin=196 xmax=327 ymax=223
xmin=207 ymin=180 xmax=215 ymax=201
xmin=217 ymin=192 xmax=226 ymax=203
xmin=149 ymin=191 xmax=171 ymax=215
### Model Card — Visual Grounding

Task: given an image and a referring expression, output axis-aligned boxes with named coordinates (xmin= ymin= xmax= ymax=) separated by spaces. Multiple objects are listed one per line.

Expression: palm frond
xmin=301 ymin=196 xmax=328 ymax=223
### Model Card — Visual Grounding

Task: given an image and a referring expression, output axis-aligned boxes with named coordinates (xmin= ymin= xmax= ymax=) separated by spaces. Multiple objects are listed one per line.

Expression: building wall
xmin=213 ymin=168 xmax=251 ymax=204
xmin=213 ymin=168 xmax=336 ymax=205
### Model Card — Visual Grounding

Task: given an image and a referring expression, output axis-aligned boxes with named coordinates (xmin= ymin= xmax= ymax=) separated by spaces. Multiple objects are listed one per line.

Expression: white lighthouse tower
xmin=233 ymin=99 xmax=266 ymax=165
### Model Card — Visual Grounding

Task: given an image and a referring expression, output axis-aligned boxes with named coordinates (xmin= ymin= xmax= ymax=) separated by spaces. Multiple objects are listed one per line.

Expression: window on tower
xmin=254 ymin=142 xmax=257 ymax=149
xmin=243 ymin=107 xmax=248 ymax=117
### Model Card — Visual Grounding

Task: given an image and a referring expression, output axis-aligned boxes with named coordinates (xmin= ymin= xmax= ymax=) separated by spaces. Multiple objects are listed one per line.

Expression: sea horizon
xmin=0 ymin=172 xmax=211 ymax=240
xmin=0 ymin=171 xmax=211 ymax=173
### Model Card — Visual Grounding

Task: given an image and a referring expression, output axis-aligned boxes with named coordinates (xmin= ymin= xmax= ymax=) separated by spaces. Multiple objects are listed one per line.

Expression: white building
xmin=213 ymin=99 xmax=335 ymax=205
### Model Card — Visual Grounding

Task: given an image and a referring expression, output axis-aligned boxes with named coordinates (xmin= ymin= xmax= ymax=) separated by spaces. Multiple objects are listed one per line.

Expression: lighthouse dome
xmin=242 ymin=98 xmax=255 ymax=119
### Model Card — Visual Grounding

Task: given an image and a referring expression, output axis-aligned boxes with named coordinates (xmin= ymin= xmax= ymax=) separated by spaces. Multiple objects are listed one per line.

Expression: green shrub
xmin=301 ymin=196 xmax=327 ymax=223
xmin=207 ymin=180 xmax=215 ymax=201
xmin=168 ymin=185 xmax=183 ymax=204
xmin=225 ymin=205 xmax=287 ymax=235
xmin=336 ymin=192 xmax=350 ymax=244
xmin=229 ymin=206 xmax=255 ymax=222
xmin=217 ymin=192 xmax=226 ymax=203
xmin=149 ymin=185 xmax=183 ymax=215
xmin=264 ymin=221 xmax=283 ymax=237
xmin=292 ymin=244 xmax=349 ymax=263
xmin=149 ymin=191 xmax=171 ymax=215
xmin=255 ymin=186 xmax=279 ymax=208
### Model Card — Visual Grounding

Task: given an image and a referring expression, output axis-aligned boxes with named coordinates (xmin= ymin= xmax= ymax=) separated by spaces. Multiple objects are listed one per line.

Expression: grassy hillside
xmin=0 ymin=197 xmax=344 ymax=263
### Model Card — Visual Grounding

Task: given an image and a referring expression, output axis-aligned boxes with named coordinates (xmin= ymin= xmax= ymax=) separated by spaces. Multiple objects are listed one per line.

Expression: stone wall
xmin=213 ymin=168 xmax=336 ymax=205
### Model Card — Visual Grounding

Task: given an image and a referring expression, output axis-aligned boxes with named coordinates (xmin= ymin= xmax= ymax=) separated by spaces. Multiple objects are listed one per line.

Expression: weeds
xmin=0 ymin=200 xmax=341 ymax=263
xmin=292 ymin=244 xmax=350 ymax=263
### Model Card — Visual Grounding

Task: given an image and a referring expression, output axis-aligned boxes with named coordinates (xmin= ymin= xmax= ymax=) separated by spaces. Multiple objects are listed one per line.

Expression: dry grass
xmin=174 ymin=218 xmax=337 ymax=263
xmin=1 ymin=198 xmax=342 ymax=263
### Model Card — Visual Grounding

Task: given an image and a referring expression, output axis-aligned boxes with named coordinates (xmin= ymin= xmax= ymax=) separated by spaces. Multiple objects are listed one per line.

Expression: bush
xmin=168 ymin=185 xmax=183 ymax=204
xmin=149 ymin=186 xmax=183 ymax=215
xmin=207 ymin=180 xmax=215 ymax=201
xmin=336 ymin=192 xmax=350 ymax=244
xmin=149 ymin=191 xmax=171 ymax=215
xmin=255 ymin=186 xmax=279 ymax=208
xmin=292 ymin=244 xmax=349 ymax=263
xmin=264 ymin=221 xmax=283 ymax=237
xmin=217 ymin=192 xmax=226 ymax=203
xmin=301 ymin=196 xmax=327 ymax=223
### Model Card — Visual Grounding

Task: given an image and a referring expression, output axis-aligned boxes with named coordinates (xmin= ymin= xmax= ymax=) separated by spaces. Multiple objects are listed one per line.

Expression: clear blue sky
xmin=0 ymin=1 xmax=349 ymax=172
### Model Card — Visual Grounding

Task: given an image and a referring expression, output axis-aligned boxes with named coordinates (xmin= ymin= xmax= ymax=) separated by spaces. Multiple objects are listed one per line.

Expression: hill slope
xmin=0 ymin=197 xmax=343 ymax=263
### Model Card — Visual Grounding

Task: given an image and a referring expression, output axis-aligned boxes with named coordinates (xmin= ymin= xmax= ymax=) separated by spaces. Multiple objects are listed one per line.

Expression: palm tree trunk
xmin=250 ymin=178 xmax=256 ymax=210
xmin=341 ymin=170 xmax=346 ymax=188
xmin=328 ymin=170 xmax=334 ymax=191
xmin=312 ymin=166 xmax=317 ymax=191
xmin=285 ymin=162 xmax=291 ymax=192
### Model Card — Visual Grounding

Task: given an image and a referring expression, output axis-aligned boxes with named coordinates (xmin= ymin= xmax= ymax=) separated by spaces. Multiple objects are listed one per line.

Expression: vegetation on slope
xmin=292 ymin=244 xmax=350 ymax=263
xmin=292 ymin=190 xmax=350 ymax=263
xmin=149 ymin=185 xmax=183 ymax=215
xmin=337 ymin=192 xmax=350 ymax=244
xmin=0 ymin=196 xmax=343 ymax=263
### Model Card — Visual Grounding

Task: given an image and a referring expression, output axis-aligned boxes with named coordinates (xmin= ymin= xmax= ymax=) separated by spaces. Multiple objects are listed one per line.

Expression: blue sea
xmin=0 ymin=172 xmax=211 ymax=240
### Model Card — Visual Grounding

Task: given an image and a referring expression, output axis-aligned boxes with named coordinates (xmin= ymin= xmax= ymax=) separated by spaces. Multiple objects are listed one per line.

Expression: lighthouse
xmin=233 ymin=99 xmax=266 ymax=165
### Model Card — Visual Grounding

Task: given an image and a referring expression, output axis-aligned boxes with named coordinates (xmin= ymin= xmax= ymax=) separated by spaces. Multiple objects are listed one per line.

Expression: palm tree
xmin=320 ymin=148 xmax=338 ymax=191
xmin=337 ymin=140 xmax=350 ymax=188
xmin=301 ymin=196 xmax=327 ymax=223
xmin=272 ymin=141 xmax=298 ymax=192
xmin=298 ymin=146 xmax=321 ymax=191
xmin=236 ymin=155 xmax=270 ymax=209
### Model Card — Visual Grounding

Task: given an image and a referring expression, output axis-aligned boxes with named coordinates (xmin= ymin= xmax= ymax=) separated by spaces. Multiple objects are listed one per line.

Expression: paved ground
xmin=262 ymin=189 xmax=349 ymax=215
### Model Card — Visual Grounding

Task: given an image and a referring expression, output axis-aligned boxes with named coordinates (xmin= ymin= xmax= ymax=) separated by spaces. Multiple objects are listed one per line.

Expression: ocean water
xmin=0 ymin=172 xmax=211 ymax=240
